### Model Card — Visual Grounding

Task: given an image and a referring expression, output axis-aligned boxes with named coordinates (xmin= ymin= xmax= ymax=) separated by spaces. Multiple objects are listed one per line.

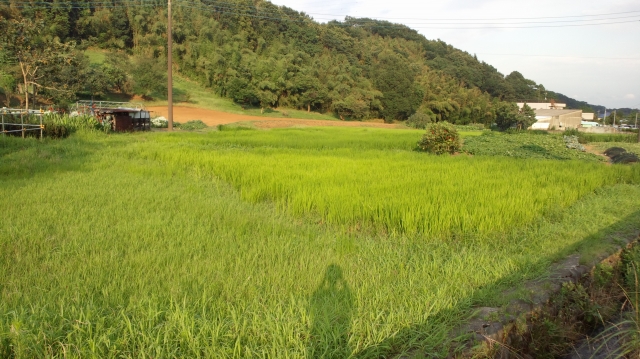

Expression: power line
xmin=475 ymin=53 xmax=640 ymax=60
xmin=194 ymin=0 xmax=640 ymax=21
xmin=176 ymin=3 xmax=640 ymax=29
xmin=3 ymin=0 xmax=640 ymax=29
xmin=192 ymin=0 xmax=640 ymax=25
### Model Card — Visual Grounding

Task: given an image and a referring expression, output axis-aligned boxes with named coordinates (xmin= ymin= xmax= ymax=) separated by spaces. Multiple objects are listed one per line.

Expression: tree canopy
xmin=0 ymin=0 xmax=601 ymax=122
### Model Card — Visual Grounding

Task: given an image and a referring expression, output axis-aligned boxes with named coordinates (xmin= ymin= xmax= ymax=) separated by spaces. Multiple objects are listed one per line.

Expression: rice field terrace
xmin=1 ymin=127 xmax=640 ymax=358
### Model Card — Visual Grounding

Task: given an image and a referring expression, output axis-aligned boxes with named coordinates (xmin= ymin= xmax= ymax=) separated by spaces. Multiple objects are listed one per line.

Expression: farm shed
xmin=72 ymin=101 xmax=150 ymax=132
xmin=94 ymin=108 xmax=151 ymax=132
xmin=532 ymin=109 xmax=583 ymax=130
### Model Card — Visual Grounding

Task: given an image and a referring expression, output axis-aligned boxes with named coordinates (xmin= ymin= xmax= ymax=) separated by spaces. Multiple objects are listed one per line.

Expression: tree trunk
xmin=20 ymin=64 xmax=29 ymax=111
xmin=261 ymin=107 xmax=264 ymax=114
xmin=307 ymin=104 xmax=310 ymax=113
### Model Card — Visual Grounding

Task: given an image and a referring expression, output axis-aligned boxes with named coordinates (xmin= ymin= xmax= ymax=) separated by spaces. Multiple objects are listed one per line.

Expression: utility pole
xmin=167 ymin=0 xmax=173 ymax=131
xmin=602 ymin=109 xmax=606 ymax=126
xmin=636 ymin=112 xmax=639 ymax=143
xmin=613 ymin=110 xmax=616 ymax=127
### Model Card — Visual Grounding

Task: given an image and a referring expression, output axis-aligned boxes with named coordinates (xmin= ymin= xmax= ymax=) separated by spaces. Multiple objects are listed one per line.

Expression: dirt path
xmin=583 ymin=144 xmax=612 ymax=164
xmin=147 ymin=106 xmax=405 ymax=129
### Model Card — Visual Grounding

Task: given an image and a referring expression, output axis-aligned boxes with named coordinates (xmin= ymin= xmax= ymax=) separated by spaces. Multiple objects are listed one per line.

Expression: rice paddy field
xmin=1 ymin=127 xmax=640 ymax=358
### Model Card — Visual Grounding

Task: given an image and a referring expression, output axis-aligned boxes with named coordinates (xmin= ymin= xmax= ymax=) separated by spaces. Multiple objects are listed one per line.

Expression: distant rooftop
xmin=517 ymin=102 xmax=567 ymax=110
xmin=534 ymin=109 xmax=581 ymax=116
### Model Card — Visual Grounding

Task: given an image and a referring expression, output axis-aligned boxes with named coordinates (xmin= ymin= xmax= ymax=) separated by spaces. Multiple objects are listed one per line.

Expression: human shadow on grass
xmin=351 ymin=209 xmax=640 ymax=358
xmin=308 ymin=264 xmax=354 ymax=359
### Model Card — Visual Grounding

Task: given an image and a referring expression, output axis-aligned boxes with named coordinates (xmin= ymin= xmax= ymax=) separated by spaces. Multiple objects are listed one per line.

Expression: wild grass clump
xmin=580 ymin=133 xmax=637 ymax=143
xmin=217 ymin=124 xmax=255 ymax=131
xmin=418 ymin=121 xmax=461 ymax=154
xmin=178 ymin=119 xmax=207 ymax=131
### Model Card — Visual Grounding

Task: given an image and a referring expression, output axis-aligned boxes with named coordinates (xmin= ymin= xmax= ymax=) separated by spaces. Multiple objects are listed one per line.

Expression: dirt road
xmin=147 ymin=106 xmax=405 ymax=129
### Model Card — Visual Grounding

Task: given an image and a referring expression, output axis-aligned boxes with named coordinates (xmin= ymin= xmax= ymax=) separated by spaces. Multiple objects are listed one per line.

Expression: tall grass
xmin=1 ymin=128 xmax=639 ymax=358
xmin=580 ymin=133 xmax=638 ymax=143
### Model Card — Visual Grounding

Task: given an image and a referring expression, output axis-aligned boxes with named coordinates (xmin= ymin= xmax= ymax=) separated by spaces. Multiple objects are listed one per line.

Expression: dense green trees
xmin=495 ymin=103 xmax=537 ymax=130
xmin=0 ymin=0 xmax=568 ymax=123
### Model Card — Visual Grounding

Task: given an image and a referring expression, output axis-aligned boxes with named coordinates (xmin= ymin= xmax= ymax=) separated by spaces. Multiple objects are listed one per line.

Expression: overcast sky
xmin=269 ymin=0 xmax=640 ymax=110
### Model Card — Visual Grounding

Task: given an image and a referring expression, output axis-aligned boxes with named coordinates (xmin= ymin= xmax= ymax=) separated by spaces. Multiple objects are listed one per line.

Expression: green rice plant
xmin=1 ymin=127 xmax=639 ymax=358
xmin=140 ymin=129 xmax=640 ymax=237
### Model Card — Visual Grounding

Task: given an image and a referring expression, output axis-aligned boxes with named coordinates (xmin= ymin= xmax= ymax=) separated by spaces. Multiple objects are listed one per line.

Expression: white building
xmin=517 ymin=102 xmax=567 ymax=110
xmin=531 ymin=109 xmax=583 ymax=130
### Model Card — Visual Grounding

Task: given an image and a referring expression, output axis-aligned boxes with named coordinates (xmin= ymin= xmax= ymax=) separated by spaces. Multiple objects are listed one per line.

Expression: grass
xmin=580 ymin=133 xmax=638 ymax=143
xmin=1 ymin=128 xmax=639 ymax=358
xmin=144 ymin=76 xmax=339 ymax=121
xmin=590 ymin=141 xmax=640 ymax=155
xmin=84 ymin=48 xmax=107 ymax=65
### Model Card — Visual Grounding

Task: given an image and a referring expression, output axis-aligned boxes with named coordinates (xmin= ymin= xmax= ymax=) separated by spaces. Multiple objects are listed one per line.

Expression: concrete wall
xmin=578 ymin=127 xmax=619 ymax=134
xmin=556 ymin=112 xmax=582 ymax=129
xmin=582 ymin=113 xmax=595 ymax=120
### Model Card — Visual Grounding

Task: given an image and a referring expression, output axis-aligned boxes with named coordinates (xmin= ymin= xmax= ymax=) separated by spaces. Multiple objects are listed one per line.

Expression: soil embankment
xmin=147 ymin=106 xmax=404 ymax=129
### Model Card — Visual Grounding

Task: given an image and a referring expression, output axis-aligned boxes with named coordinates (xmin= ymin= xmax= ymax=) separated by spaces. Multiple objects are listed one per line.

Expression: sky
xmin=269 ymin=0 xmax=640 ymax=110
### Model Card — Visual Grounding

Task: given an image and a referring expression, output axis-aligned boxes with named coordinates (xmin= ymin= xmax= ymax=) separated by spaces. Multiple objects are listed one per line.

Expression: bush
xmin=179 ymin=120 xmax=207 ymax=131
xmin=563 ymin=135 xmax=586 ymax=152
xmin=418 ymin=122 xmax=461 ymax=155
xmin=43 ymin=123 xmax=71 ymax=138
xmin=151 ymin=116 xmax=168 ymax=128
xmin=406 ymin=112 xmax=432 ymax=129
xmin=217 ymin=124 xmax=254 ymax=131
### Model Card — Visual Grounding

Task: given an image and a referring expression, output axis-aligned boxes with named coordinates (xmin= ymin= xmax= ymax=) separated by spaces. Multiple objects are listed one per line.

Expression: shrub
xmin=43 ymin=123 xmax=71 ymax=138
xmin=406 ymin=112 xmax=432 ymax=129
xmin=217 ymin=124 xmax=254 ymax=131
xmin=418 ymin=121 xmax=461 ymax=155
xmin=151 ymin=116 xmax=168 ymax=128
xmin=563 ymin=135 xmax=586 ymax=152
xmin=179 ymin=120 xmax=207 ymax=131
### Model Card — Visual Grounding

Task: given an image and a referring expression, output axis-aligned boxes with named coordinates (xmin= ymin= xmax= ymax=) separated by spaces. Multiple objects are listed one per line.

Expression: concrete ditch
xmin=450 ymin=233 xmax=640 ymax=359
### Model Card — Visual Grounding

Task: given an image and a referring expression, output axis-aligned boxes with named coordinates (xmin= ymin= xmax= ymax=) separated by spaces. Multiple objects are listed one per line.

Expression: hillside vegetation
xmin=1 ymin=0 xmax=567 ymax=123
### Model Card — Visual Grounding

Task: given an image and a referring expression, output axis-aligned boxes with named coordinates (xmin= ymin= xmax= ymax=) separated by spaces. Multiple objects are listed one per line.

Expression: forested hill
xmin=0 ymin=0 xmax=587 ymax=123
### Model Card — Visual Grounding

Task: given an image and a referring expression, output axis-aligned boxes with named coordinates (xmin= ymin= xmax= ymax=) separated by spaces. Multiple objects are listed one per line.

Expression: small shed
xmin=94 ymin=108 xmax=151 ymax=132
xmin=71 ymin=101 xmax=150 ymax=132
